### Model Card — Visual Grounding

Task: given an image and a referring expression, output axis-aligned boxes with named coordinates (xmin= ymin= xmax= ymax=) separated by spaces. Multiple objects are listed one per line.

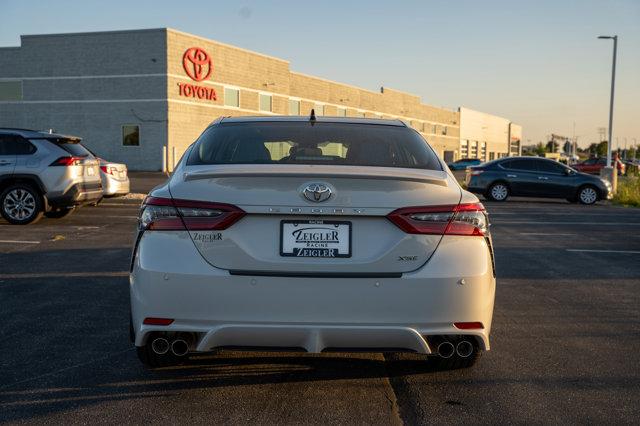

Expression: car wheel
xmin=0 ymin=184 xmax=44 ymax=225
xmin=578 ymin=186 xmax=598 ymax=205
xmin=44 ymin=208 xmax=75 ymax=219
xmin=487 ymin=182 xmax=509 ymax=201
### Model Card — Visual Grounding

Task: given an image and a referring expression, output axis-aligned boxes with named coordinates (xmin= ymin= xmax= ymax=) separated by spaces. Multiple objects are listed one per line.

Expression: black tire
xmin=44 ymin=208 xmax=75 ymax=219
xmin=431 ymin=349 xmax=481 ymax=370
xmin=136 ymin=343 xmax=182 ymax=369
xmin=0 ymin=183 xmax=44 ymax=225
xmin=577 ymin=185 xmax=599 ymax=205
xmin=486 ymin=182 xmax=509 ymax=202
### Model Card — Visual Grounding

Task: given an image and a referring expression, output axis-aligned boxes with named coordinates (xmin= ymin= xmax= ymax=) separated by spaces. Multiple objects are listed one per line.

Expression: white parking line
xmin=0 ymin=240 xmax=40 ymax=244
xmin=566 ymin=249 xmax=640 ymax=254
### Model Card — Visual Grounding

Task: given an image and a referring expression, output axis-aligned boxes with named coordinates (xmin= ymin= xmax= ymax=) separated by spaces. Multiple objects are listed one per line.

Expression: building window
xmin=470 ymin=141 xmax=478 ymax=158
xmin=259 ymin=93 xmax=272 ymax=112
xmin=122 ymin=125 xmax=140 ymax=146
xmin=489 ymin=152 xmax=495 ymax=161
xmin=224 ymin=88 xmax=239 ymax=107
xmin=0 ymin=80 xmax=22 ymax=101
xmin=460 ymin=140 xmax=469 ymax=158
xmin=289 ymin=99 xmax=300 ymax=115
xmin=480 ymin=142 xmax=487 ymax=161
xmin=313 ymin=104 xmax=324 ymax=116
xmin=354 ymin=111 xmax=365 ymax=118
xmin=337 ymin=107 xmax=347 ymax=117
xmin=432 ymin=124 xmax=438 ymax=134
xmin=442 ymin=126 xmax=448 ymax=135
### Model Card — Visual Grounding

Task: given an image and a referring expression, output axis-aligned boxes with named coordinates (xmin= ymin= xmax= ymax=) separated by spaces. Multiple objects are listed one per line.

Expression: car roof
xmin=0 ymin=128 xmax=81 ymax=141
xmin=214 ymin=115 xmax=408 ymax=127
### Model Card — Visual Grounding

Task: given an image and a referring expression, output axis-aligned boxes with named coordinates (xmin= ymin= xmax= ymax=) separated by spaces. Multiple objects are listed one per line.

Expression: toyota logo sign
xmin=302 ymin=183 xmax=332 ymax=203
xmin=182 ymin=47 xmax=212 ymax=82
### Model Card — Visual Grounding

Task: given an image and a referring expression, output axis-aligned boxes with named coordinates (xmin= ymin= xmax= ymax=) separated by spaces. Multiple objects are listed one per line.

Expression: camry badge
xmin=302 ymin=183 xmax=332 ymax=202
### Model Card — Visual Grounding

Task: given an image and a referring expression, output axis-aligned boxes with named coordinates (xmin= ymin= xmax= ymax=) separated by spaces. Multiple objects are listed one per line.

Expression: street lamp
xmin=598 ymin=35 xmax=617 ymax=167
xmin=598 ymin=35 xmax=618 ymax=190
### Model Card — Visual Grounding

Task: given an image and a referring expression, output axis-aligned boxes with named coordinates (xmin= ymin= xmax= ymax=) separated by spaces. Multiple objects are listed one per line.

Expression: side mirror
xmin=564 ymin=168 xmax=574 ymax=176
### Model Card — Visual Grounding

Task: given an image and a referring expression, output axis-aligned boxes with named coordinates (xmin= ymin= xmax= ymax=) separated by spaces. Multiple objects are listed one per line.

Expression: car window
xmin=188 ymin=122 xmax=443 ymax=170
xmin=0 ymin=135 xmax=36 ymax=155
xmin=583 ymin=158 xmax=596 ymax=165
xmin=502 ymin=158 xmax=537 ymax=171
xmin=536 ymin=160 xmax=566 ymax=174
xmin=45 ymin=138 xmax=93 ymax=157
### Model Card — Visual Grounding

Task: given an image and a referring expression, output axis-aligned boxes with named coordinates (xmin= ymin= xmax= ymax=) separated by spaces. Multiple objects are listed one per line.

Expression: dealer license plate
xmin=280 ymin=220 xmax=351 ymax=258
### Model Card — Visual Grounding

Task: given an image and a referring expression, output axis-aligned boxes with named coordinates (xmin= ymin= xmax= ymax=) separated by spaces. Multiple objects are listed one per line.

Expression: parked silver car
xmin=97 ymin=158 xmax=130 ymax=196
xmin=130 ymin=116 xmax=496 ymax=370
xmin=0 ymin=128 xmax=102 ymax=224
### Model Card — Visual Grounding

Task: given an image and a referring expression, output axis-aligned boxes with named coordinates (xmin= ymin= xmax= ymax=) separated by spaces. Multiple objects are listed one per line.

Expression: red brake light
xmin=139 ymin=196 xmax=246 ymax=231
xmin=50 ymin=156 xmax=83 ymax=166
xmin=100 ymin=165 xmax=117 ymax=175
xmin=143 ymin=317 xmax=174 ymax=326
xmin=454 ymin=322 xmax=484 ymax=330
xmin=387 ymin=203 xmax=488 ymax=236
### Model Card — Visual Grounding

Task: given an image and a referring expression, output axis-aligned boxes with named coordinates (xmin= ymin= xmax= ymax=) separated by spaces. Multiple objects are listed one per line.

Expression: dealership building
xmin=0 ymin=28 xmax=521 ymax=171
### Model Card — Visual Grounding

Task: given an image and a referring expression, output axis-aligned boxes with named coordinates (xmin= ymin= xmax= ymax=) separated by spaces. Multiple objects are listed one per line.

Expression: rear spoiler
xmin=183 ymin=165 xmax=449 ymax=186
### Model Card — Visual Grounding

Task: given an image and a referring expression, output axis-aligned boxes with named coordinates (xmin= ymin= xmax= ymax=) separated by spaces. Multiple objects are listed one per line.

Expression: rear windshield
xmin=188 ymin=122 xmax=442 ymax=170
xmin=45 ymin=138 xmax=93 ymax=158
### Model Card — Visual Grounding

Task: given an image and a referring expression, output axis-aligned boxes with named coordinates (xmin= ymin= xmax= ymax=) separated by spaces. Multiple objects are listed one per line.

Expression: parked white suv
xmin=0 ymin=128 xmax=102 ymax=224
xmin=130 ymin=116 xmax=496 ymax=370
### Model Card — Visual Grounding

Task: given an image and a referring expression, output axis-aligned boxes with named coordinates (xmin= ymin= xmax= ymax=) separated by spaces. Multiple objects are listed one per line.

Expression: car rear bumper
xmin=130 ymin=231 xmax=496 ymax=353
xmin=47 ymin=182 xmax=103 ymax=208
xmin=102 ymin=175 xmax=130 ymax=196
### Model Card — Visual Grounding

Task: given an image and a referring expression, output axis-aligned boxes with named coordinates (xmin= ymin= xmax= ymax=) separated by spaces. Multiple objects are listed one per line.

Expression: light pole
xmin=598 ymin=35 xmax=618 ymax=189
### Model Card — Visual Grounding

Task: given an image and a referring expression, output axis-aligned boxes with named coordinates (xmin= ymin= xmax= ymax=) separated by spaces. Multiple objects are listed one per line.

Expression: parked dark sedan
xmin=447 ymin=158 xmax=483 ymax=170
xmin=465 ymin=157 xmax=612 ymax=204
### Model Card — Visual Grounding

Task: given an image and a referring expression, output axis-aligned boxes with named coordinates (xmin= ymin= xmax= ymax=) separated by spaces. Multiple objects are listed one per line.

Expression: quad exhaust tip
xmin=437 ymin=341 xmax=455 ymax=359
xmin=151 ymin=337 xmax=170 ymax=355
xmin=171 ymin=339 xmax=189 ymax=357
xmin=456 ymin=340 xmax=474 ymax=358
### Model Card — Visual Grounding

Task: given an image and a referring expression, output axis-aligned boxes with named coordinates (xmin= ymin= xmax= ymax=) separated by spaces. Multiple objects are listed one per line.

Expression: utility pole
xmin=598 ymin=35 xmax=618 ymax=191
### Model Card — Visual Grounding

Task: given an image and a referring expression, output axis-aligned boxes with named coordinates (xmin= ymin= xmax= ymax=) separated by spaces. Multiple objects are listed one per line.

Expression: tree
xmin=546 ymin=140 xmax=559 ymax=153
xmin=535 ymin=142 xmax=546 ymax=156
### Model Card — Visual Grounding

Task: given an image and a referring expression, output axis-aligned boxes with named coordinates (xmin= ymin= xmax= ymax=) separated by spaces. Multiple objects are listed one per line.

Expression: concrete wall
xmin=0 ymin=29 xmax=168 ymax=170
xmin=165 ymin=29 xmax=461 ymax=164
xmin=459 ymin=107 xmax=511 ymax=161
xmin=1 ymin=28 xmax=520 ymax=171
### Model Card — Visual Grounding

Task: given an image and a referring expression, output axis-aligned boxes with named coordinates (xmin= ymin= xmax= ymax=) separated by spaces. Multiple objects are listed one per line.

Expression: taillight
xmin=387 ymin=203 xmax=488 ymax=236
xmin=139 ymin=196 xmax=245 ymax=231
xmin=50 ymin=156 xmax=83 ymax=166
xmin=100 ymin=165 xmax=118 ymax=175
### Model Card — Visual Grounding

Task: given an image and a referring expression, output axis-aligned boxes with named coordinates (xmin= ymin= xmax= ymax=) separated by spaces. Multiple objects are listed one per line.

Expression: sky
xmin=1 ymin=0 xmax=639 ymax=148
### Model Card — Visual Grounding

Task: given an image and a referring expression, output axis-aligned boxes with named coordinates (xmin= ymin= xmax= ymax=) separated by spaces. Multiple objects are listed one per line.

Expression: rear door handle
xmin=538 ymin=176 xmax=549 ymax=180
xmin=507 ymin=174 xmax=517 ymax=178
xmin=0 ymin=161 xmax=13 ymax=165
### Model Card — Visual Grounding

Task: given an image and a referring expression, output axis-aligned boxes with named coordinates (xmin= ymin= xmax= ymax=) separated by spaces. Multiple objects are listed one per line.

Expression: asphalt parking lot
xmin=1 ymin=183 xmax=639 ymax=424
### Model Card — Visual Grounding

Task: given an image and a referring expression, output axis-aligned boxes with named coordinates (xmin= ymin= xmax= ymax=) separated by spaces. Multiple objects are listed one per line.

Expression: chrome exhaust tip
xmin=437 ymin=341 xmax=455 ymax=359
xmin=171 ymin=339 xmax=189 ymax=357
xmin=456 ymin=340 xmax=474 ymax=358
xmin=151 ymin=337 xmax=170 ymax=355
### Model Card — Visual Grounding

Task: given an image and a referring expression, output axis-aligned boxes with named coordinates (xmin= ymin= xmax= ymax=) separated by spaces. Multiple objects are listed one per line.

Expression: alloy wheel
xmin=490 ymin=184 xmax=508 ymax=201
xmin=579 ymin=187 xmax=597 ymax=204
xmin=3 ymin=188 xmax=36 ymax=221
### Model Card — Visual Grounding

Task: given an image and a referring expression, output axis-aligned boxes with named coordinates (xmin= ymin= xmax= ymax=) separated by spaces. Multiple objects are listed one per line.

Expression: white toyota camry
xmin=130 ymin=116 xmax=496 ymax=370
